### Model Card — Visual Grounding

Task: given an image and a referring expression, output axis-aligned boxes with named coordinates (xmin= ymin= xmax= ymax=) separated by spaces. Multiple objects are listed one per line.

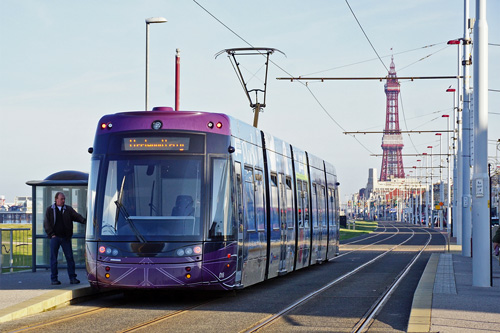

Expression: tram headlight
xmin=151 ymin=120 xmax=163 ymax=130
xmin=175 ymin=245 xmax=202 ymax=257
xmin=98 ymin=246 xmax=119 ymax=257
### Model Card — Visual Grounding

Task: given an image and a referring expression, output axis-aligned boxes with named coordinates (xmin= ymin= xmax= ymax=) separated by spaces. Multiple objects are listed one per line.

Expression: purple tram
xmin=85 ymin=107 xmax=340 ymax=290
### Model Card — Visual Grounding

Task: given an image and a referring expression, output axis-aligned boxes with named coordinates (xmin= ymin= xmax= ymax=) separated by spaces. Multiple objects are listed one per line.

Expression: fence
xmin=0 ymin=228 xmax=31 ymax=272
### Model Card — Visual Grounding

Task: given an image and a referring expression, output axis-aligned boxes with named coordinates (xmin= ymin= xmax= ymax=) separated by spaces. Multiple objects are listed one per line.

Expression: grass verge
xmin=340 ymin=220 xmax=378 ymax=241
xmin=1 ymin=223 xmax=32 ymax=273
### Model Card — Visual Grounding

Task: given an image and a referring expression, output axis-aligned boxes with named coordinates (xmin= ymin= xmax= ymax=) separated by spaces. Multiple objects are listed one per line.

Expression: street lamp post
xmin=417 ymin=159 xmax=423 ymax=226
xmin=436 ymin=132 xmax=444 ymax=231
xmin=145 ymin=17 xmax=167 ymax=111
xmin=423 ymin=152 xmax=429 ymax=226
xmin=428 ymin=146 xmax=434 ymax=228
xmin=443 ymin=114 xmax=452 ymax=234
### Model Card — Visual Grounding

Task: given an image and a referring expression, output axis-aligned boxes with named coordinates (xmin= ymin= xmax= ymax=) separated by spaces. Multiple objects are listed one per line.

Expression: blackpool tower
xmin=380 ymin=57 xmax=405 ymax=181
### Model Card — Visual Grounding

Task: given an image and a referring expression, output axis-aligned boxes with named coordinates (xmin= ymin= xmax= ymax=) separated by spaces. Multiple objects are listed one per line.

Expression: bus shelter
xmin=26 ymin=171 xmax=88 ymax=272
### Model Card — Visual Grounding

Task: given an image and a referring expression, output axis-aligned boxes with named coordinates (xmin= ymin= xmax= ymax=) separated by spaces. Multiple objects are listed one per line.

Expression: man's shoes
xmin=70 ymin=278 xmax=80 ymax=284
xmin=51 ymin=280 xmax=61 ymax=285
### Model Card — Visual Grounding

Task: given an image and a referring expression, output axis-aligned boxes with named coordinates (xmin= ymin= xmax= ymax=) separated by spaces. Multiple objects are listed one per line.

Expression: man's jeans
xmin=50 ymin=236 xmax=76 ymax=282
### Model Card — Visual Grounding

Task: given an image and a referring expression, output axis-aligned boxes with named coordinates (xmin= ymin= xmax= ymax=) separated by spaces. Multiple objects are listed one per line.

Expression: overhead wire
xmin=301 ymin=43 xmax=444 ymax=77
xmin=192 ymin=0 xmax=376 ymax=154
xmin=344 ymin=0 xmax=388 ymax=72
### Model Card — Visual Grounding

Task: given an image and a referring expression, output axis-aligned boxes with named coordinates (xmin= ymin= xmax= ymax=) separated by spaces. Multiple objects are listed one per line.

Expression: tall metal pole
xmin=437 ymin=133 xmax=444 ymax=230
xmin=146 ymin=22 xmax=150 ymax=111
xmin=419 ymin=159 xmax=423 ymax=226
xmin=462 ymin=0 xmax=472 ymax=257
xmin=424 ymin=153 xmax=430 ymax=226
xmin=145 ymin=17 xmax=167 ymax=112
xmin=175 ymin=48 xmax=180 ymax=111
xmin=472 ymin=0 xmax=490 ymax=287
xmin=444 ymin=115 xmax=452 ymax=234
xmin=428 ymin=146 xmax=434 ymax=228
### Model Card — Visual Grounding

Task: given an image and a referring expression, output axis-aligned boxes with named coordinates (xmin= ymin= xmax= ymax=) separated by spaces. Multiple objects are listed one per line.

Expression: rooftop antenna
xmin=215 ymin=47 xmax=285 ymax=128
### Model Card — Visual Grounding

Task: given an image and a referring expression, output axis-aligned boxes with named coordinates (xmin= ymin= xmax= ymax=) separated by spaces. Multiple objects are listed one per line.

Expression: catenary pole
xmin=471 ymin=0 xmax=490 ymax=287
xmin=462 ymin=0 xmax=472 ymax=257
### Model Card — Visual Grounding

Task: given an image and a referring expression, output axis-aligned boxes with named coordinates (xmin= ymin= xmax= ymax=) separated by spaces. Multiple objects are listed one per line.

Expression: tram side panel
xmin=308 ymin=154 xmax=329 ymax=264
xmin=291 ymin=147 xmax=311 ymax=270
xmin=325 ymin=161 xmax=340 ymax=260
xmin=263 ymin=133 xmax=296 ymax=278
xmin=231 ymin=133 xmax=267 ymax=288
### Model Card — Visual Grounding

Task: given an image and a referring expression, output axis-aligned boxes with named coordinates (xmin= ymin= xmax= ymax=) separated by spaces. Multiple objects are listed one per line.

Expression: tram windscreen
xmin=100 ymin=156 xmax=203 ymax=241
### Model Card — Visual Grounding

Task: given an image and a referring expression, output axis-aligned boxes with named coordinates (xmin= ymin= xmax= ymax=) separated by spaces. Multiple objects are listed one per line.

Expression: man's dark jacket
xmin=43 ymin=204 xmax=86 ymax=238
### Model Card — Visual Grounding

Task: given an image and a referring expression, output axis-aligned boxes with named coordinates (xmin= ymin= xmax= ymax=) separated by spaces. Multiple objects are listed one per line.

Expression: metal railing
xmin=0 ymin=228 xmax=31 ymax=272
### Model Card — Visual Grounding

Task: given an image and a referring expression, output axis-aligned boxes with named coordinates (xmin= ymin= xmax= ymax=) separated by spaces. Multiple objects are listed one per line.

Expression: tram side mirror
xmin=228 ymin=146 xmax=235 ymax=153
xmin=209 ymin=222 xmax=223 ymax=239
xmin=146 ymin=165 xmax=155 ymax=176
xmin=88 ymin=147 xmax=93 ymax=154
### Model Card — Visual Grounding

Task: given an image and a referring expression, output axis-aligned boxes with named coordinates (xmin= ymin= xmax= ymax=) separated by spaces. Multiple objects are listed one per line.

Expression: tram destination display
xmin=123 ymin=137 xmax=190 ymax=151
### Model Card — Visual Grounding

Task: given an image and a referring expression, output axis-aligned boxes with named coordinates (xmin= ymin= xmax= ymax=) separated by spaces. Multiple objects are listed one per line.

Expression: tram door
xmin=241 ymin=165 xmax=266 ymax=286
xmin=327 ymin=187 xmax=337 ymax=259
xmin=318 ymin=185 xmax=328 ymax=262
xmin=234 ymin=162 xmax=244 ymax=286
xmin=279 ymin=174 xmax=287 ymax=273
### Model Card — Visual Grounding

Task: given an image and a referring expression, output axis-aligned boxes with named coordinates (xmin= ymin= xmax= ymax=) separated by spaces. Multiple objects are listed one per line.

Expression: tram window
xmin=271 ymin=171 xmax=279 ymax=230
xmin=100 ymin=157 xmax=203 ymax=240
xmin=328 ymin=187 xmax=335 ymax=227
xmin=255 ymin=169 xmax=265 ymax=231
xmin=303 ymin=181 xmax=310 ymax=228
xmin=319 ymin=185 xmax=326 ymax=226
xmin=244 ymin=167 xmax=256 ymax=231
xmin=297 ymin=181 xmax=303 ymax=227
xmin=286 ymin=176 xmax=294 ymax=229
xmin=312 ymin=183 xmax=318 ymax=228
xmin=209 ymin=158 xmax=233 ymax=239
xmin=270 ymin=173 xmax=278 ymax=187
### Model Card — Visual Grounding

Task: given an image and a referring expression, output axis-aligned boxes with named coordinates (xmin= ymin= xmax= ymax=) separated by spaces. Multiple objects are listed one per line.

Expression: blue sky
xmin=1 ymin=0 xmax=499 ymax=203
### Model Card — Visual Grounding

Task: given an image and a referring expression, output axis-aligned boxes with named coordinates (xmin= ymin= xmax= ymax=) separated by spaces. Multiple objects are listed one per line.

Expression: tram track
xmin=242 ymin=224 xmax=435 ymax=332
xmin=3 ymin=223 xmax=442 ymax=333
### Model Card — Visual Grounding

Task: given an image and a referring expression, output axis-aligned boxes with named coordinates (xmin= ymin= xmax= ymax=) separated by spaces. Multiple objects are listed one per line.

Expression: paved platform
xmin=0 ymin=268 xmax=98 ymax=323
xmin=408 ymin=245 xmax=500 ymax=332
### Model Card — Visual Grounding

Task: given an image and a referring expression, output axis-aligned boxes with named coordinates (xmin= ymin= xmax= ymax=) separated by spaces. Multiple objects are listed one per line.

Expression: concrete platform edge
xmin=0 ymin=286 xmax=98 ymax=324
xmin=407 ymin=252 xmax=439 ymax=332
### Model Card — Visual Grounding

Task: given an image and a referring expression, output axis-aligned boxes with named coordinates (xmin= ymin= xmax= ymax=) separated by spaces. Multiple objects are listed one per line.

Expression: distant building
xmin=0 ymin=195 xmax=32 ymax=223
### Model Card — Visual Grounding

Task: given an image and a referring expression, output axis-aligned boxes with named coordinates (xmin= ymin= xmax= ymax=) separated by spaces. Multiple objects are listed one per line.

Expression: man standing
xmin=43 ymin=192 xmax=86 ymax=285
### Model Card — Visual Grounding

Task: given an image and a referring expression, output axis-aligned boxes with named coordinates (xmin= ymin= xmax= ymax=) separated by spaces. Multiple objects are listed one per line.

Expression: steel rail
xmin=242 ymin=223 xmax=427 ymax=332
xmin=351 ymin=227 xmax=433 ymax=332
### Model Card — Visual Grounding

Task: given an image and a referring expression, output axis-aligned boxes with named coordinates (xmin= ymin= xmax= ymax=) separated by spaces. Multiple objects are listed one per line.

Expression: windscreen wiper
xmin=114 ymin=200 xmax=147 ymax=243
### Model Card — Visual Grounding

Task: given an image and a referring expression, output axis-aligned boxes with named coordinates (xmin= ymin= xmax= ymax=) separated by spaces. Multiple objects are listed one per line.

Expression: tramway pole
xmin=428 ymin=146 xmax=434 ymax=228
xmin=423 ymin=153 xmax=429 ymax=226
xmin=436 ymin=133 xmax=444 ymax=230
xmin=471 ymin=0 xmax=490 ymax=287
xmin=418 ymin=159 xmax=423 ymax=226
xmin=443 ymin=115 xmax=452 ymax=234
xmin=462 ymin=0 xmax=473 ymax=257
